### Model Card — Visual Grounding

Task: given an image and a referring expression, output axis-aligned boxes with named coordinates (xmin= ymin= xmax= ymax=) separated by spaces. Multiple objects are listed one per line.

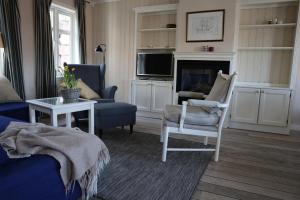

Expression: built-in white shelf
xmin=240 ymin=23 xmax=296 ymax=29
xmin=139 ymin=28 xmax=176 ymax=32
xmin=236 ymin=82 xmax=290 ymax=90
xmin=138 ymin=46 xmax=176 ymax=50
xmin=238 ymin=47 xmax=294 ymax=50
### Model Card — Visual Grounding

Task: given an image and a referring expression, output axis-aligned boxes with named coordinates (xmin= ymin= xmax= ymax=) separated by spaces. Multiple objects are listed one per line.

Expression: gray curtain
xmin=0 ymin=0 xmax=25 ymax=99
xmin=34 ymin=0 xmax=57 ymax=98
xmin=75 ymin=0 xmax=87 ymax=64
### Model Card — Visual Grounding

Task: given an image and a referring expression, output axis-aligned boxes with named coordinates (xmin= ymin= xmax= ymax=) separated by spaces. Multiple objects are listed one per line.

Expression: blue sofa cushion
xmin=0 ymin=102 xmax=29 ymax=122
xmin=0 ymin=155 xmax=81 ymax=200
xmin=0 ymin=116 xmax=81 ymax=200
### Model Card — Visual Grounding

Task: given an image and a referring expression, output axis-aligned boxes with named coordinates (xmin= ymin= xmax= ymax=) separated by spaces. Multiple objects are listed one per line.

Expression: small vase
xmin=61 ymin=88 xmax=81 ymax=100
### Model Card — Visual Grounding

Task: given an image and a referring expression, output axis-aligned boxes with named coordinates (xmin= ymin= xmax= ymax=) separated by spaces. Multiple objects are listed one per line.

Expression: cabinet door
xmin=230 ymin=87 xmax=260 ymax=124
xmin=151 ymin=82 xmax=173 ymax=113
xmin=132 ymin=81 xmax=152 ymax=112
xmin=258 ymin=89 xmax=290 ymax=127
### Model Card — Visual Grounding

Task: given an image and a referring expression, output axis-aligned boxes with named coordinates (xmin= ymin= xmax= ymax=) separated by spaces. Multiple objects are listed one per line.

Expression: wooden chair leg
xmin=129 ymin=125 xmax=133 ymax=134
xmin=214 ymin=133 xmax=221 ymax=162
xmin=204 ymin=136 xmax=208 ymax=145
xmin=162 ymin=128 xmax=169 ymax=162
xmin=160 ymin=120 xmax=164 ymax=143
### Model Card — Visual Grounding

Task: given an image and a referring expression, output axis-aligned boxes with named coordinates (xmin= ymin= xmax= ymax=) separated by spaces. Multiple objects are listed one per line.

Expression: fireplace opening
xmin=176 ymin=60 xmax=230 ymax=104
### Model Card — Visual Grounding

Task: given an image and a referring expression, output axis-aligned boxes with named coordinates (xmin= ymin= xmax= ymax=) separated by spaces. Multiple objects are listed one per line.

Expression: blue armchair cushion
xmin=95 ymin=102 xmax=137 ymax=117
xmin=0 ymin=102 xmax=29 ymax=122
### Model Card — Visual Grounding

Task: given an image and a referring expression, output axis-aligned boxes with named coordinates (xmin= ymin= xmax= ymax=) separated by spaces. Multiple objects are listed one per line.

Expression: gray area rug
xmin=96 ymin=130 xmax=214 ymax=200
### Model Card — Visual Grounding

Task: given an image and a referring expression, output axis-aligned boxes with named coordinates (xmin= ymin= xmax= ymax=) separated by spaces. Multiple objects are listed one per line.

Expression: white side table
xmin=26 ymin=97 xmax=97 ymax=134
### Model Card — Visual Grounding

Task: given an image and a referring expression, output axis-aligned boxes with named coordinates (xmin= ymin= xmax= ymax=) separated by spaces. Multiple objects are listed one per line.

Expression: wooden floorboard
xmin=134 ymin=117 xmax=300 ymax=200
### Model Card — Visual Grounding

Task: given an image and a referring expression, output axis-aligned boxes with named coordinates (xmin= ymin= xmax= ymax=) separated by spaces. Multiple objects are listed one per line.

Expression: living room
xmin=1 ymin=0 xmax=300 ymax=199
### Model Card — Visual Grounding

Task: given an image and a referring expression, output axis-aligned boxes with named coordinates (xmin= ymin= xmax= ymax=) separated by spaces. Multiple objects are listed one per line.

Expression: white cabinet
xmin=258 ymin=89 xmax=290 ymax=127
xmin=231 ymin=88 xmax=260 ymax=124
xmin=230 ymin=87 xmax=291 ymax=128
xmin=151 ymin=82 xmax=173 ymax=113
xmin=132 ymin=80 xmax=173 ymax=114
xmin=132 ymin=81 xmax=152 ymax=111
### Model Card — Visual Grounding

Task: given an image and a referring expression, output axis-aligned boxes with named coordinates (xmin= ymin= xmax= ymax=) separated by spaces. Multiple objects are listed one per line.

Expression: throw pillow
xmin=202 ymin=72 xmax=234 ymax=113
xmin=0 ymin=76 xmax=22 ymax=103
xmin=77 ymin=79 xmax=101 ymax=99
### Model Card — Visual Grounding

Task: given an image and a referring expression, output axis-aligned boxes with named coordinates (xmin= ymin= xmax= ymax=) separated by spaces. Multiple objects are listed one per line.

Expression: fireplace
xmin=176 ymin=60 xmax=230 ymax=104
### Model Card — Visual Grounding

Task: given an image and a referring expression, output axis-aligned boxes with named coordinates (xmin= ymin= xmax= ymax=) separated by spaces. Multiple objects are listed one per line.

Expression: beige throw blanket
xmin=0 ymin=122 xmax=110 ymax=199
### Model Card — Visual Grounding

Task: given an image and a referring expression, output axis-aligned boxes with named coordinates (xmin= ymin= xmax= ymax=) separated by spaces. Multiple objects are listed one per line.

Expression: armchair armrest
xmin=100 ymin=86 xmax=118 ymax=99
xmin=188 ymin=99 xmax=228 ymax=108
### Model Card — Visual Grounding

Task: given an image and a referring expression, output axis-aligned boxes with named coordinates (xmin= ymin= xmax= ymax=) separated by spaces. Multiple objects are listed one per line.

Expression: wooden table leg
xmin=88 ymin=104 xmax=95 ymax=134
xmin=51 ymin=111 xmax=58 ymax=127
xmin=29 ymin=105 xmax=36 ymax=123
xmin=66 ymin=113 xmax=72 ymax=128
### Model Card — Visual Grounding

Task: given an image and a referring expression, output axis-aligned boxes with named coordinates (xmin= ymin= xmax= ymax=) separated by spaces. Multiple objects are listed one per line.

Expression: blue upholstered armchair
xmin=64 ymin=64 xmax=118 ymax=125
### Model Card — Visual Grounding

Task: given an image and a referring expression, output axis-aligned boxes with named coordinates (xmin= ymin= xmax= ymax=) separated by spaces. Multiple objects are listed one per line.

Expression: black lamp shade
xmin=95 ymin=45 xmax=103 ymax=52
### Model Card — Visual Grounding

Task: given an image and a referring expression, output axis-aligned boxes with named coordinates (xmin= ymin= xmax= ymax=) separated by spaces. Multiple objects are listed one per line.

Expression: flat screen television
xmin=136 ymin=53 xmax=173 ymax=77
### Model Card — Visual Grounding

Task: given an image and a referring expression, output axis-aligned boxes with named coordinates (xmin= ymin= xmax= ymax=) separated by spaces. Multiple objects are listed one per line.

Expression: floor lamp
xmin=95 ymin=44 xmax=106 ymax=89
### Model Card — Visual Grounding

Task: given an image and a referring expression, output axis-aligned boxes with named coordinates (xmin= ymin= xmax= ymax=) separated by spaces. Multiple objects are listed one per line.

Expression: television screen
xmin=137 ymin=53 xmax=173 ymax=77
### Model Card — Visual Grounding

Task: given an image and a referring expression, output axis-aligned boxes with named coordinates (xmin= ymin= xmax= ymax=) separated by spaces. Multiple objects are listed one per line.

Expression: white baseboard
xmin=290 ymin=124 xmax=300 ymax=131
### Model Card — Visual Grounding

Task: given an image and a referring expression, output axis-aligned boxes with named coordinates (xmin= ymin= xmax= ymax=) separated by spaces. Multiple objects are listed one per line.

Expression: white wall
xmin=291 ymin=3 xmax=300 ymax=128
xmin=176 ymin=0 xmax=239 ymax=53
xmin=19 ymin=0 xmax=94 ymax=99
xmin=19 ymin=0 xmax=35 ymax=99
xmin=92 ymin=0 xmax=178 ymax=102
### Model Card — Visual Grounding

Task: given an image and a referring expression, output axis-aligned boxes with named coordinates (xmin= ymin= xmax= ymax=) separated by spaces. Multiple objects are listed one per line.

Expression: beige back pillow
xmin=0 ymin=76 xmax=22 ymax=102
xmin=77 ymin=79 xmax=100 ymax=99
xmin=206 ymin=73 xmax=232 ymax=103
xmin=202 ymin=72 xmax=233 ymax=113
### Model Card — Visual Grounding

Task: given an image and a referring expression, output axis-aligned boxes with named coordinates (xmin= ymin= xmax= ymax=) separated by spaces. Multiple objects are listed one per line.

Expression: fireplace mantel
xmin=174 ymin=52 xmax=236 ymax=61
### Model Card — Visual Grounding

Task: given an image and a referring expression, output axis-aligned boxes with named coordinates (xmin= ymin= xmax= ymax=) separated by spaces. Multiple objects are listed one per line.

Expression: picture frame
xmin=186 ymin=9 xmax=225 ymax=42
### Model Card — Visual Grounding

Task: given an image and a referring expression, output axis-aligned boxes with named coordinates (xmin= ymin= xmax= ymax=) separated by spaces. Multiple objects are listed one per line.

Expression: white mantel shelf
xmin=173 ymin=52 xmax=236 ymax=61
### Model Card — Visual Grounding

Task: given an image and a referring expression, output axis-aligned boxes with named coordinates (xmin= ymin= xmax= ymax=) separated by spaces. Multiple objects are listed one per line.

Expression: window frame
xmin=50 ymin=4 xmax=76 ymax=77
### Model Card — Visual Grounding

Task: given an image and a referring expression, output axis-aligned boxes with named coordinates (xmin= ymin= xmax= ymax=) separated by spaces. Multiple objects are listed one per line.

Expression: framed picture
xmin=186 ymin=10 xmax=225 ymax=42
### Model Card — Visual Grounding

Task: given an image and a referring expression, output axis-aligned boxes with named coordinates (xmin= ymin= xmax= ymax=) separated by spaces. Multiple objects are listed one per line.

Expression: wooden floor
xmin=134 ymin=117 xmax=300 ymax=200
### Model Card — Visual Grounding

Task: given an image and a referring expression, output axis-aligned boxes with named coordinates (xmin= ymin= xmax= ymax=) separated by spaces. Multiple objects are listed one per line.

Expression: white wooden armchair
xmin=161 ymin=71 xmax=237 ymax=162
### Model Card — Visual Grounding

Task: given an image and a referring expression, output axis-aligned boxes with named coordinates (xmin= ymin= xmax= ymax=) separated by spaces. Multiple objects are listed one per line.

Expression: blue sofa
xmin=0 ymin=105 xmax=82 ymax=200
xmin=0 ymin=102 xmax=30 ymax=122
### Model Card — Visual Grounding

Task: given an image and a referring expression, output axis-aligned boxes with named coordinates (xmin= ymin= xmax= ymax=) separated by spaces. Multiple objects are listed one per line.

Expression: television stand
xmin=131 ymin=79 xmax=173 ymax=118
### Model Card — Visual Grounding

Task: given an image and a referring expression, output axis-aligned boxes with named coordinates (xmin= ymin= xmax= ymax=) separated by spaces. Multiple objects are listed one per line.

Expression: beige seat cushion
xmin=164 ymin=105 xmax=219 ymax=126
xmin=0 ymin=76 xmax=22 ymax=102
xmin=77 ymin=79 xmax=101 ymax=99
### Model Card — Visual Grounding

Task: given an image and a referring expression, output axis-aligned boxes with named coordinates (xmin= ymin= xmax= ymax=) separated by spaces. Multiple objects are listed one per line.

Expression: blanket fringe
xmin=78 ymin=146 xmax=110 ymax=200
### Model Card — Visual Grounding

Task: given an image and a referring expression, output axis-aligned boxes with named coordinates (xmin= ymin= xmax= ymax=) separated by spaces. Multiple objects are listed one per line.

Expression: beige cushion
xmin=77 ymin=79 xmax=101 ymax=99
xmin=164 ymin=105 xmax=219 ymax=126
xmin=202 ymin=72 xmax=233 ymax=113
xmin=0 ymin=76 xmax=22 ymax=102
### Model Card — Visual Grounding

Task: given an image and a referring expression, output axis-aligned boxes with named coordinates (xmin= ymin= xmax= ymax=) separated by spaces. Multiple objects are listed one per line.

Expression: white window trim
xmin=50 ymin=4 xmax=77 ymax=77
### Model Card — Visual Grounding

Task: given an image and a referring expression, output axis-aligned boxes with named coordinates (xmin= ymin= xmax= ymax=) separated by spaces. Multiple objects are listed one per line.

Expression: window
xmin=50 ymin=5 xmax=76 ymax=77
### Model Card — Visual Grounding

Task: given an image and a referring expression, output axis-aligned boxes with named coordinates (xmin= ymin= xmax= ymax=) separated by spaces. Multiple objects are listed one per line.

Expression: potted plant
xmin=60 ymin=66 xmax=80 ymax=100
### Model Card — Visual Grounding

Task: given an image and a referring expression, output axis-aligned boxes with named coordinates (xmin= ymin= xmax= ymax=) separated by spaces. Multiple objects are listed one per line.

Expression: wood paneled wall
xmin=92 ymin=0 xmax=178 ymax=102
